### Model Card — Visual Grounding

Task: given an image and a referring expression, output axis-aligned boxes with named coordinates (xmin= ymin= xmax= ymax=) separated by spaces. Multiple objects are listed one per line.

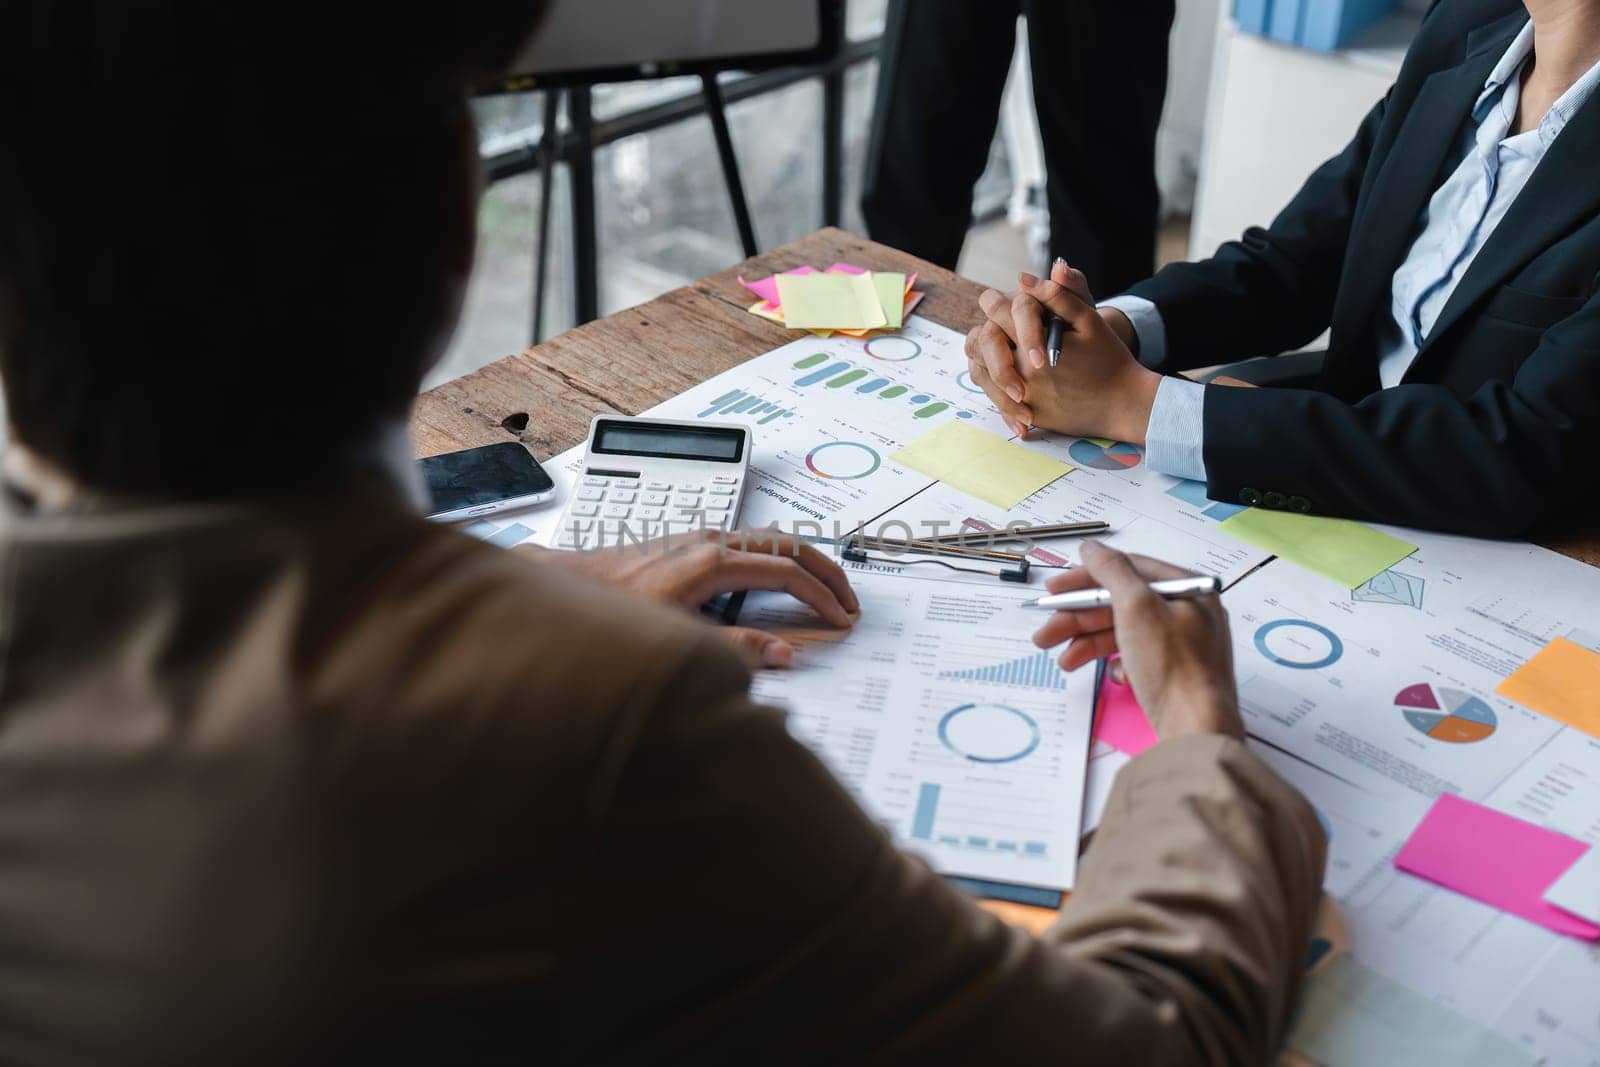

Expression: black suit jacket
xmin=1127 ymin=0 xmax=1600 ymax=537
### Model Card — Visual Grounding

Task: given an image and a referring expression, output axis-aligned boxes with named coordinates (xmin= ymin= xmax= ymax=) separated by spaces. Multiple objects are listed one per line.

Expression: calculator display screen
xmin=592 ymin=420 xmax=745 ymax=463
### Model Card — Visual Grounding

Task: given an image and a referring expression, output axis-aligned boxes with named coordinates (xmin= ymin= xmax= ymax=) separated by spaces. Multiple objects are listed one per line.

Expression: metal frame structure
xmin=486 ymin=37 xmax=883 ymax=344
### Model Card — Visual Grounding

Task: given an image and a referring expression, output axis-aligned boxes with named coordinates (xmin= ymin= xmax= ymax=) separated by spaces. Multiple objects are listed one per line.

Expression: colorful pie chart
xmin=1396 ymin=683 xmax=1497 ymax=743
xmin=1068 ymin=438 xmax=1143 ymax=471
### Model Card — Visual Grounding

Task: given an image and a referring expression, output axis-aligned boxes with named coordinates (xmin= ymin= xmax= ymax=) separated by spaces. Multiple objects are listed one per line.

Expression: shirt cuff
xmin=1143 ymin=376 xmax=1208 ymax=483
xmin=1098 ymin=295 xmax=1167 ymax=367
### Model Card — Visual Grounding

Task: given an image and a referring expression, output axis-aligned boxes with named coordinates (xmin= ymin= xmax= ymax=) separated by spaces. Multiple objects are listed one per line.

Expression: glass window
xmin=438 ymin=0 xmax=892 ymax=388
xmin=596 ymin=77 xmax=823 ymax=317
xmin=848 ymin=0 xmax=890 ymax=41
xmin=428 ymin=166 xmax=577 ymax=391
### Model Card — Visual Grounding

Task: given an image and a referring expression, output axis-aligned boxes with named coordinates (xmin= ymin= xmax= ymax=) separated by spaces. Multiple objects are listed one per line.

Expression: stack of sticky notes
xmin=738 ymin=263 xmax=924 ymax=338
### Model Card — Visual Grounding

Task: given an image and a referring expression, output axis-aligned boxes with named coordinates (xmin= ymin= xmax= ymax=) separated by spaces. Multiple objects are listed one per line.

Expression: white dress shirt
xmin=1109 ymin=21 xmax=1600 ymax=484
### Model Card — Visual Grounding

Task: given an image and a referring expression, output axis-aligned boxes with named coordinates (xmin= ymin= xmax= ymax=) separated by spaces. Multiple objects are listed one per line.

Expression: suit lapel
xmin=1336 ymin=34 xmax=1516 ymax=362
xmin=1407 ymin=79 xmax=1600 ymax=377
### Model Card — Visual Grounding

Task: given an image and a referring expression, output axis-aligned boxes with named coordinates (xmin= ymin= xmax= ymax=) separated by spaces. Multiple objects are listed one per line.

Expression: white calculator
xmin=554 ymin=416 xmax=752 ymax=550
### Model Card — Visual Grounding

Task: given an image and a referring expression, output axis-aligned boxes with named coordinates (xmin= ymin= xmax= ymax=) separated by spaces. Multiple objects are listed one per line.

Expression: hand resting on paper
xmin=964 ymin=259 xmax=1162 ymax=442
xmin=1032 ymin=542 xmax=1243 ymax=741
xmin=522 ymin=529 xmax=860 ymax=669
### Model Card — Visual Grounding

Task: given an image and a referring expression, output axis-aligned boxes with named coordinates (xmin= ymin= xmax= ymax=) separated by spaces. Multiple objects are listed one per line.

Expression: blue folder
xmin=1299 ymin=0 xmax=1397 ymax=50
xmin=1235 ymin=0 xmax=1272 ymax=34
xmin=1267 ymin=0 xmax=1304 ymax=43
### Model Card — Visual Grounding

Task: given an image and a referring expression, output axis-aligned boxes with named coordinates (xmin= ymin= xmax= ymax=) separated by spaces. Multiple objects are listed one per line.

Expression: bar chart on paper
xmin=939 ymin=651 xmax=1068 ymax=690
xmin=642 ymin=317 xmax=1016 ymax=533
xmin=909 ymin=782 xmax=1050 ymax=858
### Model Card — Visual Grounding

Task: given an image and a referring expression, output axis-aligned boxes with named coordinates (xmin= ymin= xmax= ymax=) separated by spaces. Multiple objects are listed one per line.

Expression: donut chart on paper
xmin=1254 ymin=619 xmax=1344 ymax=670
xmin=864 ymin=336 xmax=921 ymax=362
xmin=937 ymin=703 xmax=1041 ymax=764
xmin=804 ymin=441 xmax=882 ymax=480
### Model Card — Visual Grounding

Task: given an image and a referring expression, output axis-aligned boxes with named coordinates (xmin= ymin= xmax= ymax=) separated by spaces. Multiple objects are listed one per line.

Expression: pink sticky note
xmin=824 ymin=262 xmax=869 ymax=275
xmin=1093 ymin=660 xmax=1159 ymax=756
xmin=1394 ymin=794 xmax=1600 ymax=941
xmin=738 ymin=265 xmax=817 ymax=307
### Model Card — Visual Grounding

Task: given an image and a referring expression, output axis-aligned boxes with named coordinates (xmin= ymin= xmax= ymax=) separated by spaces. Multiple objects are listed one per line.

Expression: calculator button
xmin=705 ymin=497 xmax=733 ymax=511
xmin=636 ymin=506 xmax=665 ymax=521
xmin=672 ymin=494 xmax=702 ymax=509
xmin=571 ymin=502 xmax=601 ymax=518
xmin=631 ymin=520 xmax=665 ymax=541
xmin=609 ymin=490 xmax=637 ymax=504
xmin=613 ymin=479 xmax=641 ymax=490
xmin=712 ymin=475 xmax=738 ymax=484
xmin=680 ymin=483 xmax=706 ymax=494
xmin=603 ymin=504 xmax=633 ymax=520
xmin=642 ymin=491 xmax=669 ymax=506
xmin=646 ymin=481 xmax=672 ymax=491
xmin=556 ymin=530 xmax=581 ymax=549
xmin=670 ymin=509 xmax=703 ymax=524
xmin=576 ymin=487 xmax=605 ymax=502
xmin=709 ymin=485 xmax=736 ymax=496
xmin=581 ymin=476 xmax=611 ymax=487
xmin=665 ymin=521 xmax=700 ymax=536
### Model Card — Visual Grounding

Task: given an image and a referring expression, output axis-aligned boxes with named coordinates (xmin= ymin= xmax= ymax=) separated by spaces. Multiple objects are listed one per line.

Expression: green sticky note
xmin=1288 ymin=956 xmax=1536 ymax=1067
xmin=870 ymin=271 xmax=907 ymax=329
xmin=892 ymin=422 xmax=1073 ymax=511
xmin=1218 ymin=508 xmax=1416 ymax=588
xmin=776 ymin=272 xmax=888 ymax=330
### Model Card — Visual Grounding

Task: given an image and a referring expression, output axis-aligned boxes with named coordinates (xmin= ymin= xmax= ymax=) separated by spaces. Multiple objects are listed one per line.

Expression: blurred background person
xmin=861 ymin=0 xmax=1176 ymax=293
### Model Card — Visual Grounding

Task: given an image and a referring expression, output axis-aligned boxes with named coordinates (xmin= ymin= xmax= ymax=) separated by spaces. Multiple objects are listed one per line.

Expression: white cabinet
xmin=1189 ymin=9 xmax=1422 ymax=261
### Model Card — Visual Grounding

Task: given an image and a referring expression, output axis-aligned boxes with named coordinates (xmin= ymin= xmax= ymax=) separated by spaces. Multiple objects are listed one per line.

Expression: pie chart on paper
xmin=1397 ymin=683 xmax=1498 ymax=743
xmin=1067 ymin=438 xmax=1143 ymax=471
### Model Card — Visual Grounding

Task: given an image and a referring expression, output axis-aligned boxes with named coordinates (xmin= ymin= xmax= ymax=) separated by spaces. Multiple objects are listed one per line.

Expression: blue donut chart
xmin=1253 ymin=619 xmax=1344 ymax=670
xmin=937 ymin=703 xmax=1041 ymax=764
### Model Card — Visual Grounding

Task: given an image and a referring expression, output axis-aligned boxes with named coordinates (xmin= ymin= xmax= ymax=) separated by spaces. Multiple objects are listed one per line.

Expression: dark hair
xmin=0 ymin=4 xmax=544 ymax=495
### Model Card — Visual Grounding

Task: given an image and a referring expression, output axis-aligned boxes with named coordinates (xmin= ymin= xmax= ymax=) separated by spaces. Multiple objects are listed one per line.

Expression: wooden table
xmin=413 ymin=227 xmax=1600 ymax=568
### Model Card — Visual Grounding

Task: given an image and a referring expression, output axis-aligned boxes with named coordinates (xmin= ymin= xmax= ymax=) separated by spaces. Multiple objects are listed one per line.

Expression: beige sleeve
xmin=567 ymin=639 xmax=1326 ymax=1066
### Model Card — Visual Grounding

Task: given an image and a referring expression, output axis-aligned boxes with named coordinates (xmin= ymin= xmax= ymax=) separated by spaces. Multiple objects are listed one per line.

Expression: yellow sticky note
xmin=1497 ymin=638 xmax=1600 ymax=736
xmin=1218 ymin=509 xmax=1416 ymax=588
xmin=776 ymin=272 xmax=888 ymax=330
xmin=871 ymin=272 xmax=907 ymax=329
xmin=893 ymin=423 xmax=1073 ymax=511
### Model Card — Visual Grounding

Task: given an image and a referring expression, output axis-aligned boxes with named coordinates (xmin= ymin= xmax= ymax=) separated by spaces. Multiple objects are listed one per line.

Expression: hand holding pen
xmin=1030 ymin=542 xmax=1244 ymax=741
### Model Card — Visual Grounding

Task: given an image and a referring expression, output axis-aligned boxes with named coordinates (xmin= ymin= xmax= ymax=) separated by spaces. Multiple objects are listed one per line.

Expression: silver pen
xmin=1025 ymin=574 xmax=1222 ymax=611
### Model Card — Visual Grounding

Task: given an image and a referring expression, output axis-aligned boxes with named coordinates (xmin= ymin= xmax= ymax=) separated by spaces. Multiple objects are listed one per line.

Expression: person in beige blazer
xmin=0 ymin=2 xmax=1325 ymax=1064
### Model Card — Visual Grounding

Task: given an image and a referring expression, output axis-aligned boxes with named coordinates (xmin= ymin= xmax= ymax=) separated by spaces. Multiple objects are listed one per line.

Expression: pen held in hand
xmin=1046 ymin=314 xmax=1065 ymax=368
xmin=1026 ymin=575 xmax=1222 ymax=612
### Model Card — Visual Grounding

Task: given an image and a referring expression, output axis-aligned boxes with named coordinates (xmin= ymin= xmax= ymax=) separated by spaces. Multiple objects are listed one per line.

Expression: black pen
xmin=1045 ymin=256 xmax=1068 ymax=366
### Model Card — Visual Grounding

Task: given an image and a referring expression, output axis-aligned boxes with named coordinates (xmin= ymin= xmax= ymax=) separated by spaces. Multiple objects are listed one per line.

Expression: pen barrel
xmin=1031 ymin=574 xmax=1221 ymax=611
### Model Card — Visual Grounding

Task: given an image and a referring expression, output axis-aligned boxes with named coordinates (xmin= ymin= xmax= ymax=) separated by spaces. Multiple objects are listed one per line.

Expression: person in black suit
xmin=964 ymin=0 xmax=1600 ymax=539
xmin=861 ymin=0 xmax=1176 ymax=295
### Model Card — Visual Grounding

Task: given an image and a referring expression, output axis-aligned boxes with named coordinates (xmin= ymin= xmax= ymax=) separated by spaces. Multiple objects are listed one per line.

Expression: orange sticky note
xmin=1496 ymin=638 xmax=1600 ymax=737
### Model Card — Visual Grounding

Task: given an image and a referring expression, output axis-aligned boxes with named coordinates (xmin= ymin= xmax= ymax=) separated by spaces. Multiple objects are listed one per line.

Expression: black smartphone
xmin=419 ymin=442 xmax=557 ymax=522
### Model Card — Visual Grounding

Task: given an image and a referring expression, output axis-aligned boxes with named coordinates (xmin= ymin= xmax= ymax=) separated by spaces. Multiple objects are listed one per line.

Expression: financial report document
xmin=738 ymin=558 xmax=1098 ymax=891
xmin=1224 ymin=533 xmax=1600 ymax=1065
